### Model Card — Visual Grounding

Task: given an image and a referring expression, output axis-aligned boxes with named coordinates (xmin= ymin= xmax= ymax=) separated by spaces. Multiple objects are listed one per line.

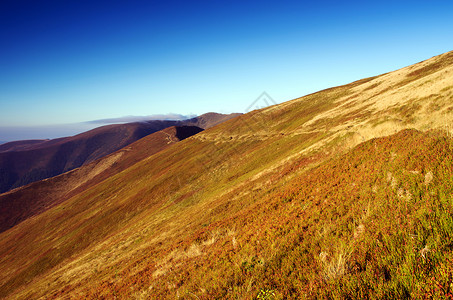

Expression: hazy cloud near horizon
xmin=0 ymin=123 xmax=99 ymax=142
xmin=0 ymin=113 xmax=197 ymax=142
xmin=85 ymin=114 xmax=196 ymax=124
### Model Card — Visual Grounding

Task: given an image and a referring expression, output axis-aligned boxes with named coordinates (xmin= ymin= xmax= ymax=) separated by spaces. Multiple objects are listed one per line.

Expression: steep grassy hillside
xmin=0 ymin=51 xmax=453 ymax=299
xmin=141 ymin=129 xmax=453 ymax=299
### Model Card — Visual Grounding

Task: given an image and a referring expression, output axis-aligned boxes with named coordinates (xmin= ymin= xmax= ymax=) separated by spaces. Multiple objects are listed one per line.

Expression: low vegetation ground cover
xmin=143 ymin=129 xmax=453 ymax=299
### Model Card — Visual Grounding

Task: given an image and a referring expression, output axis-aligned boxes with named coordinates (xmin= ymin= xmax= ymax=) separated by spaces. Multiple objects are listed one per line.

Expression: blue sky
xmin=1 ymin=0 xmax=453 ymax=141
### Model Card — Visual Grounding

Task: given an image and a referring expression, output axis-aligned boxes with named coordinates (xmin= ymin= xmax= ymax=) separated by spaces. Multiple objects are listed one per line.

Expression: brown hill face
xmin=0 ymin=113 xmax=239 ymax=194
xmin=0 ymin=140 xmax=50 ymax=153
xmin=1 ymin=51 xmax=453 ymax=299
xmin=0 ymin=125 xmax=203 ymax=234
xmin=183 ymin=112 xmax=242 ymax=129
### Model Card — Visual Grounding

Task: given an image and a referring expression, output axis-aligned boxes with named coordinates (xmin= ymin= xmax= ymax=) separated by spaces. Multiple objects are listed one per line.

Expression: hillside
xmin=0 ymin=126 xmax=203 ymax=234
xmin=0 ymin=51 xmax=453 ymax=299
xmin=0 ymin=113 xmax=239 ymax=194
xmin=141 ymin=128 xmax=453 ymax=299
xmin=0 ymin=139 xmax=49 ymax=153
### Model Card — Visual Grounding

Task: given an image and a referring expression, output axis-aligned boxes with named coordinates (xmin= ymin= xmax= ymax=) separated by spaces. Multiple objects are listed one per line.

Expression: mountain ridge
xmin=0 ymin=125 xmax=203 ymax=234
xmin=0 ymin=113 xmax=240 ymax=194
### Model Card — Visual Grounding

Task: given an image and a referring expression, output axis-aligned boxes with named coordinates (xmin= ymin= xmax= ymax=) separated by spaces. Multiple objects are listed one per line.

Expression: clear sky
xmin=1 ymin=0 xmax=453 ymax=141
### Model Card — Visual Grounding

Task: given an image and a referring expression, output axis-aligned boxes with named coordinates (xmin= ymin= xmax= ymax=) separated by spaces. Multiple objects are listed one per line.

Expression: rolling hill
xmin=0 ymin=113 xmax=240 ymax=194
xmin=1 ymin=51 xmax=453 ymax=299
xmin=0 ymin=125 xmax=203 ymax=234
xmin=0 ymin=140 xmax=50 ymax=152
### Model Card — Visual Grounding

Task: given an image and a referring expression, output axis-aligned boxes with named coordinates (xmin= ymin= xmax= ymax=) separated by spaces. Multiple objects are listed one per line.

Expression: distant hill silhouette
xmin=0 ymin=125 xmax=203 ymax=233
xmin=0 ymin=139 xmax=50 ymax=153
xmin=0 ymin=113 xmax=240 ymax=193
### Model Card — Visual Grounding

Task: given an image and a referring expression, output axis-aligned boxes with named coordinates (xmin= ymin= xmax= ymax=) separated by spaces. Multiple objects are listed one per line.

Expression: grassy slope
xmin=150 ymin=129 xmax=453 ymax=299
xmin=0 ymin=51 xmax=453 ymax=299
xmin=0 ymin=126 xmax=203 ymax=234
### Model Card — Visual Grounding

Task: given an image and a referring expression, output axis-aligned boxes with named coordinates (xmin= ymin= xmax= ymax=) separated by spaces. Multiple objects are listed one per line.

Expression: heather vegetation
xmin=133 ymin=129 xmax=453 ymax=299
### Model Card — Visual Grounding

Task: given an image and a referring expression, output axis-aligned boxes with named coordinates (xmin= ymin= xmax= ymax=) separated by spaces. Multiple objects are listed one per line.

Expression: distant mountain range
xmin=0 ymin=125 xmax=203 ymax=233
xmin=0 ymin=112 xmax=240 ymax=194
